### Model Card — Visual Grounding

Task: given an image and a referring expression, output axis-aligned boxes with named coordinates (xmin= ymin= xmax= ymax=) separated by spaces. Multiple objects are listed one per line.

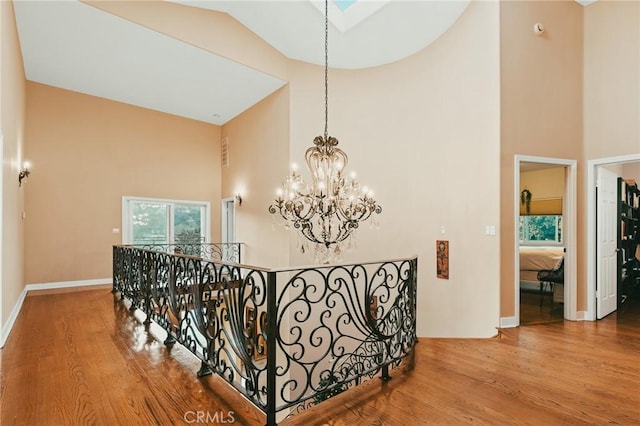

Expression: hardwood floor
xmin=1 ymin=286 xmax=639 ymax=425
xmin=519 ymin=289 xmax=564 ymax=325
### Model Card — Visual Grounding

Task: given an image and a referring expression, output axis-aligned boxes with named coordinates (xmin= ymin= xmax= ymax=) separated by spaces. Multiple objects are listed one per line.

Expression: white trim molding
xmin=576 ymin=311 xmax=589 ymax=321
xmin=514 ymin=155 xmax=578 ymax=325
xmin=499 ymin=316 xmax=518 ymax=328
xmin=25 ymin=277 xmax=112 ymax=292
xmin=0 ymin=288 xmax=27 ymax=348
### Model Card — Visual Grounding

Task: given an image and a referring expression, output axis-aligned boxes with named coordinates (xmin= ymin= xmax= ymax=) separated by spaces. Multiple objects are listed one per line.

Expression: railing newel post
xmin=164 ymin=253 xmax=177 ymax=346
xmin=112 ymin=246 xmax=118 ymax=294
xmin=197 ymin=360 xmax=212 ymax=377
xmin=412 ymin=257 xmax=418 ymax=346
xmin=266 ymin=271 xmax=277 ymax=426
xmin=132 ymin=249 xmax=143 ymax=312
xmin=143 ymin=251 xmax=152 ymax=325
xmin=381 ymin=364 xmax=391 ymax=381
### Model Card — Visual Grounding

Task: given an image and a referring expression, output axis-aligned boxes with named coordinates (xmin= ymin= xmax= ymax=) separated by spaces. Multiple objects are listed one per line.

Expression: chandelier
xmin=269 ymin=0 xmax=382 ymax=263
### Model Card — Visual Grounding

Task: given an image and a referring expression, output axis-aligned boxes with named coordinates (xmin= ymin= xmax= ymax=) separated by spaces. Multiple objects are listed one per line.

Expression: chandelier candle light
xmin=269 ymin=0 xmax=382 ymax=264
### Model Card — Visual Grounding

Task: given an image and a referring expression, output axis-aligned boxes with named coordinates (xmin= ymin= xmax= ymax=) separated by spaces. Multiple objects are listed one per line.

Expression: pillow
xmin=552 ymin=256 xmax=564 ymax=271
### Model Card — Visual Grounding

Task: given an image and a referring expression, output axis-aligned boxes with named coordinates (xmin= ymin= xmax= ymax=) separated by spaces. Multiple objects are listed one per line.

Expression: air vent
xmin=221 ymin=137 xmax=229 ymax=168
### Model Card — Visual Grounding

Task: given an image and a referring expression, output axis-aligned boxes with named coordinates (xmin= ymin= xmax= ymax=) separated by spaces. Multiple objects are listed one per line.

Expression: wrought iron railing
xmin=130 ymin=241 xmax=242 ymax=264
xmin=112 ymin=245 xmax=417 ymax=425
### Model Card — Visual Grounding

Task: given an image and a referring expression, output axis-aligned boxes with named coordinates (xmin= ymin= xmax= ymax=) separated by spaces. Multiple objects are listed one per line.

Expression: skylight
xmin=333 ymin=0 xmax=358 ymax=12
xmin=311 ymin=0 xmax=389 ymax=33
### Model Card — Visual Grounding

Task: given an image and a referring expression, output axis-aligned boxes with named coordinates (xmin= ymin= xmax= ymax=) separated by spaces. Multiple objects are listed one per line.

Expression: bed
xmin=519 ymin=246 xmax=564 ymax=302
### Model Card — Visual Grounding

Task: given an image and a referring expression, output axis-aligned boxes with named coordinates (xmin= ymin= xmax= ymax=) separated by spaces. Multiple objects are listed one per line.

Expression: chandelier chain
xmin=324 ymin=0 xmax=329 ymax=141
xmin=268 ymin=0 xmax=382 ymax=264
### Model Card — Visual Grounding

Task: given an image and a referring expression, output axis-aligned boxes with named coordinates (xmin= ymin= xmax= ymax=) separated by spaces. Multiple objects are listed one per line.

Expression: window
xmin=519 ymin=215 xmax=562 ymax=244
xmin=122 ymin=196 xmax=210 ymax=245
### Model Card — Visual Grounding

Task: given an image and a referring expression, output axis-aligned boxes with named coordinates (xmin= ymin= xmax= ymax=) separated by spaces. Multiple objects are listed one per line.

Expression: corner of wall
xmin=0 ymin=287 xmax=26 ymax=348
xmin=1 ymin=0 xmax=27 ymax=336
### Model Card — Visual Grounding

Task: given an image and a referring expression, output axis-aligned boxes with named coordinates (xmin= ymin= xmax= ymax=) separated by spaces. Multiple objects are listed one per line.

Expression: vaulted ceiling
xmin=13 ymin=0 xmax=594 ymax=126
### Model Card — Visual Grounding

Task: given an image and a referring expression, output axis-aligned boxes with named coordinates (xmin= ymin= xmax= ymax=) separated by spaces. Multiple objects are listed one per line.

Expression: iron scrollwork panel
xmin=274 ymin=259 xmax=417 ymax=413
xmin=190 ymin=263 xmax=269 ymax=408
xmin=133 ymin=243 xmax=241 ymax=263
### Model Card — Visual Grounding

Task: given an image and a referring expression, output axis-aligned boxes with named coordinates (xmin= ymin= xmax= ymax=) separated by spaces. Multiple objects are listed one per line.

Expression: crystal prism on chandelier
xmin=268 ymin=0 xmax=381 ymax=264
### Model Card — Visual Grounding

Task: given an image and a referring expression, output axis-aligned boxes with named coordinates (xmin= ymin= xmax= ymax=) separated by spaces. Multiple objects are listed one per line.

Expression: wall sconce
xmin=18 ymin=161 xmax=31 ymax=187
xmin=234 ymin=193 xmax=243 ymax=206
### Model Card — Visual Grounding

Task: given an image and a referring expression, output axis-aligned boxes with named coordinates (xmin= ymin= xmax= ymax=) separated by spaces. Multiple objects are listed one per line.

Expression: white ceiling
xmin=173 ymin=0 xmax=471 ymax=69
xmin=13 ymin=0 xmax=286 ymax=125
xmin=13 ymin=0 xmax=595 ymax=126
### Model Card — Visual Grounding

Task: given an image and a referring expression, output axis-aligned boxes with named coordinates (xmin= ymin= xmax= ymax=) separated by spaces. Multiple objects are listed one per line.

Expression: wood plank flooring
xmin=1 ymin=286 xmax=639 ymax=425
xmin=520 ymin=289 xmax=564 ymax=325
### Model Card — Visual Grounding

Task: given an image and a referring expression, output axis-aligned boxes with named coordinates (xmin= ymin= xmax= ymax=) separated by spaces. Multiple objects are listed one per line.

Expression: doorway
xmin=221 ymin=197 xmax=236 ymax=244
xmin=514 ymin=155 xmax=578 ymax=326
xmin=587 ymin=155 xmax=640 ymax=321
xmin=0 ymin=131 xmax=3 ymax=344
xmin=221 ymin=197 xmax=237 ymax=263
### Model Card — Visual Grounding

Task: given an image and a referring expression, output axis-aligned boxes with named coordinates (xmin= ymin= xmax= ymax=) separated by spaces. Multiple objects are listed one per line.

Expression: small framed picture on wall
xmin=436 ymin=240 xmax=449 ymax=279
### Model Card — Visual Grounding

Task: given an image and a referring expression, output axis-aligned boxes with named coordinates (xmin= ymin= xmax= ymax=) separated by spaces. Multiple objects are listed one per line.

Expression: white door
xmin=221 ymin=198 xmax=236 ymax=262
xmin=221 ymin=198 xmax=236 ymax=244
xmin=596 ymin=167 xmax=618 ymax=319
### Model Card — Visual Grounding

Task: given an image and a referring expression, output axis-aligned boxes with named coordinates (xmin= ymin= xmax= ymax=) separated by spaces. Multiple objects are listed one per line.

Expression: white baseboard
xmin=1 ymin=278 xmax=113 ymax=348
xmin=499 ymin=316 xmax=518 ymax=328
xmin=25 ymin=277 xmax=112 ymax=292
xmin=0 ymin=288 xmax=27 ymax=349
xmin=576 ymin=310 xmax=589 ymax=321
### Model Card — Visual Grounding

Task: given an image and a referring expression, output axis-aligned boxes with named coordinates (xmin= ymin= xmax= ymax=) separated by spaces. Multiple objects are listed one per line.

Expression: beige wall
xmin=582 ymin=0 xmax=640 ymax=314
xmin=1 ymin=0 xmax=27 ymax=334
xmin=285 ymin=0 xmax=501 ymax=337
xmin=520 ymin=167 xmax=566 ymax=200
xmin=500 ymin=0 xmax=584 ymax=318
xmin=24 ymin=82 xmax=221 ymax=284
xmin=172 ymin=1 xmax=502 ymax=338
xmin=601 ymin=163 xmax=624 ymax=177
xmin=621 ymin=162 xmax=640 ymax=182
xmin=221 ymin=87 xmax=290 ymax=267
xmin=583 ymin=0 xmax=639 ymax=160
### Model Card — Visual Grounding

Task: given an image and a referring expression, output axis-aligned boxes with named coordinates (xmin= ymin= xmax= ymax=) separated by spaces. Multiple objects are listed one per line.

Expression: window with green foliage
xmin=519 ymin=215 xmax=562 ymax=243
xmin=123 ymin=197 xmax=210 ymax=245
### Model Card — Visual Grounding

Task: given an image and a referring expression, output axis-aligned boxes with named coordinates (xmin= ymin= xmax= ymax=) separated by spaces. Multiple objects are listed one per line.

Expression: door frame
xmin=586 ymin=153 xmax=640 ymax=320
xmin=595 ymin=166 xmax=619 ymax=318
xmin=514 ymin=155 xmax=578 ymax=324
xmin=221 ymin=197 xmax=236 ymax=244
xmin=0 ymin=130 xmax=4 ymax=345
